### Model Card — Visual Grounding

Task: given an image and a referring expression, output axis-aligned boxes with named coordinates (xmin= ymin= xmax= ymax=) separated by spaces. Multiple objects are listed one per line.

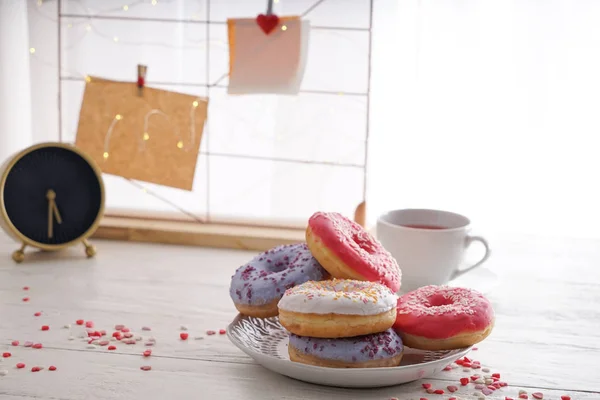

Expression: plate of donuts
xmin=227 ymin=212 xmax=495 ymax=388
xmin=227 ymin=314 xmax=473 ymax=388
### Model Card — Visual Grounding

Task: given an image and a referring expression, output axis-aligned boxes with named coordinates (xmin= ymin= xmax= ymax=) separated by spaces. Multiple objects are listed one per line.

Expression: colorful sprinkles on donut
xmin=288 ymin=329 xmax=404 ymax=368
xmin=278 ymin=278 xmax=398 ymax=315
xmin=306 ymin=212 xmax=402 ymax=292
xmin=229 ymin=243 xmax=329 ymax=317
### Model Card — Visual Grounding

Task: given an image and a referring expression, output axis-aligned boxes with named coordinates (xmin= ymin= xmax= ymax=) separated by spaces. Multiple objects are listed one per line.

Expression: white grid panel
xmin=58 ymin=0 xmax=372 ymax=226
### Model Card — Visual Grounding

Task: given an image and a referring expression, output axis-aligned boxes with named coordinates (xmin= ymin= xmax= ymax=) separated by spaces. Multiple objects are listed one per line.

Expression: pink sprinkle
xmin=11 ymin=340 xmax=19 ymax=346
xmin=2 ymin=352 xmax=11 ymax=358
xmin=22 ymin=297 xmax=30 ymax=302
xmin=108 ymin=345 xmax=117 ymax=350
xmin=112 ymin=332 xmax=122 ymax=339
xmin=24 ymin=341 xmax=33 ymax=347
xmin=475 ymin=384 xmax=485 ymax=390
xmin=492 ymin=373 xmax=501 ymax=378
xmin=41 ymin=325 xmax=50 ymax=331
xmin=48 ymin=366 xmax=57 ymax=371
xmin=76 ymin=319 xmax=84 ymax=325
xmin=99 ymin=330 xmax=106 ymax=336
xmin=443 ymin=365 xmax=452 ymax=371
xmin=142 ymin=326 xmax=152 ymax=331
xmin=16 ymin=363 xmax=26 ymax=369
xmin=23 ymin=286 xmax=29 ymax=290
xmin=99 ymin=340 xmax=110 ymax=346
xmin=114 ymin=324 xmax=125 ymax=331
xmin=85 ymin=321 xmax=94 ymax=328
xmin=140 ymin=365 xmax=152 ymax=371
xmin=143 ymin=350 xmax=152 ymax=357
xmin=422 ymin=383 xmax=431 ymax=389
xmin=180 ymin=332 xmax=189 ymax=340
xmin=34 ymin=312 xmax=41 ymax=317
xmin=433 ymin=389 xmax=444 ymax=395
xmin=145 ymin=342 xmax=154 ymax=346
xmin=506 ymin=398 xmax=515 ymax=400
xmin=206 ymin=330 xmax=216 ymax=335
xmin=561 ymin=396 xmax=571 ymax=400
xmin=123 ymin=333 xmax=134 ymax=339
xmin=219 ymin=329 xmax=226 ymax=335
xmin=447 ymin=385 xmax=458 ymax=393
xmin=532 ymin=393 xmax=543 ymax=399
xmin=472 ymin=347 xmax=478 ymax=350
xmin=32 ymin=343 xmax=42 ymax=349
xmin=121 ymin=327 xmax=130 ymax=333
xmin=31 ymin=366 xmax=41 ymax=372
xmin=519 ymin=395 xmax=528 ymax=399
xmin=482 ymin=388 xmax=493 ymax=395
xmin=487 ymin=385 xmax=496 ymax=391
xmin=88 ymin=339 xmax=96 ymax=344
xmin=425 ymin=388 xmax=435 ymax=394
xmin=449 ymin=398 xmax=457 ymax=400
xmin=124 ymin=339 xmax=136 ymax=345
xmin=420 ymin=398 xmax=428 ymax=400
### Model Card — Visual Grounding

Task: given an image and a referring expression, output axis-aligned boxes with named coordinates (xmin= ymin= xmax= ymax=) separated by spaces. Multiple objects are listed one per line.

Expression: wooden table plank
xmin=0 ymin=348 xmax=590 ymax=400
xmin=1 ymin=234 xmax=599 ymax=398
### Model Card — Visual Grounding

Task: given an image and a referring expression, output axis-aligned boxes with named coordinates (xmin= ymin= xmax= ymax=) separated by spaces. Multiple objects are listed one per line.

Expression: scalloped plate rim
xmin=227 ymin=313 xmax=473 ymax=387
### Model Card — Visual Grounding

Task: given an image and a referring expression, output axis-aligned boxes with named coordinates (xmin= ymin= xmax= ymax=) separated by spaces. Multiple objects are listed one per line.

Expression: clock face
xmin=1 ymin=146 xmax=103 ymax=246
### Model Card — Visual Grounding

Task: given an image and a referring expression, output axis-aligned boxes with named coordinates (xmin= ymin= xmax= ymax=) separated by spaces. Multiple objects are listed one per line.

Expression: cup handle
xmin=451 ymin=235 xmax=491 ymax=280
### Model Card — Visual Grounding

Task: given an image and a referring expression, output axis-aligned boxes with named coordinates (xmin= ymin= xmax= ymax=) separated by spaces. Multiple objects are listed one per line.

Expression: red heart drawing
xmin=256 ymin=14 xmax=280 ymax=35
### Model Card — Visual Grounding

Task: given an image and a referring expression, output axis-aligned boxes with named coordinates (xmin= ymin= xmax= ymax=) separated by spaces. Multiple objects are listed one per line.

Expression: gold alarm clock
xmin=0 ymin=142 xmax=105 ymax=263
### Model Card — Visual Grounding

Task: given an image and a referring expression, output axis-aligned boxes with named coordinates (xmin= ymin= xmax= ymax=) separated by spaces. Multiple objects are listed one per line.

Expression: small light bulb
xmin=29 ymin=48 xmax=36 ymax=54
xmin=115 ymin=114 xmax=122 ymax=120
xmin=113 ymin=36 xmax=119 ymax=42
xmin=143 ymin=132 xmax=150 ymax=141
xmin=142 ymin=188 xmax=148 ymax=193
xmin=281 ymin=25 xmax=287 ymax=31
xmin=177 ymin=141 xmax=183 ymax=149
xmin=85 ymin=24 xmax=92 ymax=32
xmin=123 ymin=5 xmax=129 ymax=11
xmin=85 ymin=76 xmax=92 ymax=83
xmin=103 ymin=152 xmax=109 ymax=159
xmin=274 ymin=0 xmax=279 ymax=3
xmin=67 ymin=23 xmax=73 ymax=28
xmin=338 ymin=92 xmax=344 ymax=96
xmin=151 ymin=0 xmax=157 ymax=5
xmin=37 ymin=0 xmax=42 ymax=6
xmin=192 ymin=101 xmax=199 ymax=107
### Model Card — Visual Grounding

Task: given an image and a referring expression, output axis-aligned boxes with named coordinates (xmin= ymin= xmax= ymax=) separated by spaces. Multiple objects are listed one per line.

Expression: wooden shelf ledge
xmin=93 ymin=216 xmax=306 ymax=251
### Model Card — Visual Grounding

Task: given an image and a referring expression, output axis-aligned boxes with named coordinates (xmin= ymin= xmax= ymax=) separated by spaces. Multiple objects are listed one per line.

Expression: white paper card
xmin=228 ymin=18 xmax=310 ymax=95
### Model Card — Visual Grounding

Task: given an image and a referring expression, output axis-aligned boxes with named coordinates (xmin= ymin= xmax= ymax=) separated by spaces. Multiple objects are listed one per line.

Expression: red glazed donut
xmin=306 ymin=211 xmax=401 ymax=293
xmin=393 ymin=285 xmax=494 ymax=350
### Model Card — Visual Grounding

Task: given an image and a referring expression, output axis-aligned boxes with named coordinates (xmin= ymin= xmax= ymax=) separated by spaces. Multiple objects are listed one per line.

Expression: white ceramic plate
xmin=227 ymin=314 xmax=472 ymax=388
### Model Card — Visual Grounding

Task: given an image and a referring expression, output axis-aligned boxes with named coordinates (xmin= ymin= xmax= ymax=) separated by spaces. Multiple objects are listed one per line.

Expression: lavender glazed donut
xmin=229 ymin=243 xmax=328 ymax=318
xmin=288 ymin=329 xmax=404 ymax=368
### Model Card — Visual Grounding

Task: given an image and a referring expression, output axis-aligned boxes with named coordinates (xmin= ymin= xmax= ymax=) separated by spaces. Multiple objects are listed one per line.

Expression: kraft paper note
xmin=75 ymin=77 xmax=208 ymax=191
xmin=227 ymin=16 xmax=310 ymax=95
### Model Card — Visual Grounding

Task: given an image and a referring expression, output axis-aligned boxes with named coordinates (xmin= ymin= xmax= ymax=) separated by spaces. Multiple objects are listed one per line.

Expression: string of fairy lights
xmin=27 ymin=0 xmax=369 ymax=223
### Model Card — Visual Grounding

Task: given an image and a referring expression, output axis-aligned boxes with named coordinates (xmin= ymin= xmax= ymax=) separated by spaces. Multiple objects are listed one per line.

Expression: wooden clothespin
xmin=256 ymin=0 xmax=279 ymax=35
xmin=137 ymin=64 xmax=147 ymax=97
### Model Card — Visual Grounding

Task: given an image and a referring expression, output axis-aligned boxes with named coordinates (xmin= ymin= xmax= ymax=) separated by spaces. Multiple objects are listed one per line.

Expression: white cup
xmin=376 ymin=209 xmax=490 ymax=293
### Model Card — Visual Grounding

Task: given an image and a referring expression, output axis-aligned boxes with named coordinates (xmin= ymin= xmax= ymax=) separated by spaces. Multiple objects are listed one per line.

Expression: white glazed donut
xmin=277 ymin=278 xmax=398 ymax=338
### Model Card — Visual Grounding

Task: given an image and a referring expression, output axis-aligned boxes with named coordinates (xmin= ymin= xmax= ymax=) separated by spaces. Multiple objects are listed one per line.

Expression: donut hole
xmin=426 ymin=293 xmax=454 ymax=307
xmin=351 ymin=232 xmax=377 ymax=255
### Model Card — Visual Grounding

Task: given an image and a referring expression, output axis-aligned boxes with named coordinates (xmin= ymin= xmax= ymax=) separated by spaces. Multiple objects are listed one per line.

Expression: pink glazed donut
xmin=393 ymin=285 xmax=495 ymax=350
xmin=306 ymin=211 xmax=401 ymax=292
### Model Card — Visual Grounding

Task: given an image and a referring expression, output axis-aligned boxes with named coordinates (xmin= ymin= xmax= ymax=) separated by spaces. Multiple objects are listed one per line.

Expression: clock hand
xmin=46 ymin=189 xmax=55 ymax=238
xmin=52 ymin=201 xmax=62 ymax=224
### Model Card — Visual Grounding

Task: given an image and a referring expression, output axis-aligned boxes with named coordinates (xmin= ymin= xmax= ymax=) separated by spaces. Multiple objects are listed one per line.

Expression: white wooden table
xmin=0 ymin=231 xmax=598 ymax=400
